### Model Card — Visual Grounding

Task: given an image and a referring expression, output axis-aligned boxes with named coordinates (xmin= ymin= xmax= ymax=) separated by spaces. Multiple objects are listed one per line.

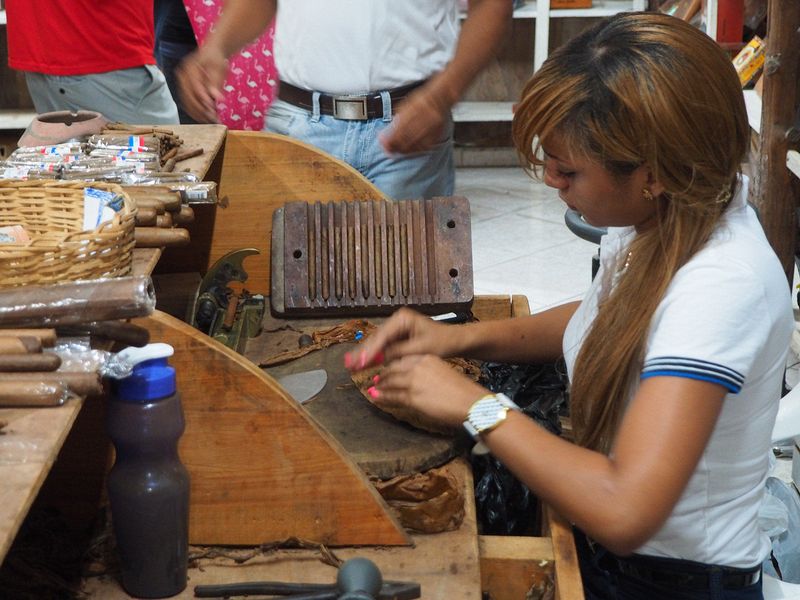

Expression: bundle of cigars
xmin=0 ymin=276 xmax=156 ymax=408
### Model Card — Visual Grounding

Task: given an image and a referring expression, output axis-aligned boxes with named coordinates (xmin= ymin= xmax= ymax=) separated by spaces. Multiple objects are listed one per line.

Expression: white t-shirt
xmin=274 ymin=0 xmax=460 ymax=94
xmin=563 ymin=177 xmax=794 ymax=567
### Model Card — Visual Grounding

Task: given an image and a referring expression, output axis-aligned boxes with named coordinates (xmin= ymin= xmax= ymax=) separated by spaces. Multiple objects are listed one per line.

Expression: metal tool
xmin=194 ymin=557 xmax=420 ymax=600
xmin=276 ymin=369 xmax=328 ymax=404
xmin=189 ymin=248 xmax=265 ymax=354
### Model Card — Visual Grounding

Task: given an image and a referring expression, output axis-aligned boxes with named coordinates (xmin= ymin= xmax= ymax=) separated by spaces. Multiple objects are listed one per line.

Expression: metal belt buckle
xmin=332 ymin=95 xmax=369 ymax=120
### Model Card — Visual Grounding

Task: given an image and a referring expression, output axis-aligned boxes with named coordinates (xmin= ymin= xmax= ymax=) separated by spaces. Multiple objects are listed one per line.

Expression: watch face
xmin=469 ymin=397 xmax=508 ymax=434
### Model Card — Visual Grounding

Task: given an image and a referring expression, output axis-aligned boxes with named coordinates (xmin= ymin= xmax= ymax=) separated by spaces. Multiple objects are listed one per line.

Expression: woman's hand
xmin=368 ymin=354 xmax=487 ymax=428
xmin=344 ymin=308 xmax=462 ymax=371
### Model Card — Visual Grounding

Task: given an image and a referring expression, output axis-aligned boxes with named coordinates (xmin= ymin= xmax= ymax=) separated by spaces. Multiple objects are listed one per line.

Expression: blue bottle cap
xmin=115 ymin=358 xmax=176 ymax=402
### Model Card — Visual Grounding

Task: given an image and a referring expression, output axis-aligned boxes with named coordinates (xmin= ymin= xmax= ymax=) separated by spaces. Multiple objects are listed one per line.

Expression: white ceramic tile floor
xmin=455 ymin=166 xmax=598 ymax=311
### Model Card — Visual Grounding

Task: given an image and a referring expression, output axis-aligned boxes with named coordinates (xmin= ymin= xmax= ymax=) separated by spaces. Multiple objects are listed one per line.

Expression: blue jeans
xmin=265 ymin=98 xmax=454 ymax=200
xmin=575 ymin=529 xmax=764 ymax=600
xmin=154 ymin=40 xmax=198 ymax=125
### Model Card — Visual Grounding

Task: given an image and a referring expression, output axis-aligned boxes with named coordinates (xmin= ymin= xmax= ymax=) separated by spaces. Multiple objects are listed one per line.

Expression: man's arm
xmin=381 ymin=0 xmax=512 ymax=154
xmin=177 ymin=0 xmax=277 ymax=122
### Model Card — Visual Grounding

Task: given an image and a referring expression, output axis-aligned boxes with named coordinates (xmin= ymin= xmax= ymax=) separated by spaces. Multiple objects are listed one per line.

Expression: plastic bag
xmin=471 ymin=361 xmax=569 ymax=535
xmin=762 ymin=477 xmax=800 ymax=583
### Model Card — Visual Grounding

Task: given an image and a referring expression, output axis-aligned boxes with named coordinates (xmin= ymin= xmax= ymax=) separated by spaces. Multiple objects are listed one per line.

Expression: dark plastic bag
xmin=471 ymin=361 xmax=569 ymax=535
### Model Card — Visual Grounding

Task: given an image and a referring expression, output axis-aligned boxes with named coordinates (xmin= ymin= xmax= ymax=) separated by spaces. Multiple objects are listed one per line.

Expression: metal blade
xmin=276 ymin=369 xmax=328 ymax=404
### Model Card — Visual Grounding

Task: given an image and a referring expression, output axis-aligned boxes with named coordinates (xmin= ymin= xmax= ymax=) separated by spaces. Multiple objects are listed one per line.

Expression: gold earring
xmin=642 ymin=188 xmax=654 ymax=201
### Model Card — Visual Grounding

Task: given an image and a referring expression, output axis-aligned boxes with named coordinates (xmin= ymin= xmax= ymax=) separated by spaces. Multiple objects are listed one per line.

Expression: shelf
xmin=460 ymin=0 xmax=642 ymax=19
xmin=453 ymin=101 xmax=514 ymax=123
xmin=743 ymin=89 xmax=762 ymax=133
xmin=0 ymin=110 xmax=35 ymax=131
xmin=788 ymin=150 xmax=800 ymax=181
xmin=550 ymin=0 xmax=643 ymax=18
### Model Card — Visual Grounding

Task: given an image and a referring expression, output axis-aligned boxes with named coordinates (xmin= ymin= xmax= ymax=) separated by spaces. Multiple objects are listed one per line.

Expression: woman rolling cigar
xmin=345 ymin=13 xmax=791 ymax=600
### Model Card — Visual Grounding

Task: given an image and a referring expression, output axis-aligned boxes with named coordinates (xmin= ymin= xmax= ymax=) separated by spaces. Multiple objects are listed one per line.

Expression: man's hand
xmin=176 ymin=46 xmax=229 ymax=123
xmin=379 ymin=84 xmax=451 ymax=155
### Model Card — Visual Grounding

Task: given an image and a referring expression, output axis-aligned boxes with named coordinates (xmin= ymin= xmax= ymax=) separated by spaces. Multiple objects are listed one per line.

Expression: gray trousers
xmin=25 ymin=64 xmax=179 ymax=125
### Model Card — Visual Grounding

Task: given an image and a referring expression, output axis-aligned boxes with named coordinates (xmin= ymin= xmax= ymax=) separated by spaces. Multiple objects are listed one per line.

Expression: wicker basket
xmin=0 ymin=180 xmax=136 ymax=287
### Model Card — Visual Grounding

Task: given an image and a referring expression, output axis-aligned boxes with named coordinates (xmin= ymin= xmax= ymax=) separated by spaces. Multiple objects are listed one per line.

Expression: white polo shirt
xmin=273 ymin=0 xmax=460 ymax=94
xmin=563 ymin=177 xmax=794 ymax=567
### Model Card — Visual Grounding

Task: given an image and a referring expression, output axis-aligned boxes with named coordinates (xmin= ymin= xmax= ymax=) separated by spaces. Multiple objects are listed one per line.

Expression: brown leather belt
xmin=277 ymin=80 xmax=426 ymax=121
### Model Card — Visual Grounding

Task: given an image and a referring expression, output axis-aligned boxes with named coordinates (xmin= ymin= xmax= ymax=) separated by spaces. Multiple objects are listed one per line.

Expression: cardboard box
xmin=550 ymin=0 xmax=592 ymax=8
xmin=659 ymin=0 xmax=702 ymax=21
xmin=732 ymin=36 xmax=765 ymax=87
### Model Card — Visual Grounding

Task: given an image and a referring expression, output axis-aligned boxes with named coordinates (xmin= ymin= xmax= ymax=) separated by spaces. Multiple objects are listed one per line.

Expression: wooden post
xmin=749 ymin=0 xmax=800 ymax=286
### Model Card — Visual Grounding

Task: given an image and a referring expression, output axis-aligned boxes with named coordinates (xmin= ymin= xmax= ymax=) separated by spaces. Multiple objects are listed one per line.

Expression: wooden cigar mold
xmin=271 ymin=197 xmax=474 ymax=316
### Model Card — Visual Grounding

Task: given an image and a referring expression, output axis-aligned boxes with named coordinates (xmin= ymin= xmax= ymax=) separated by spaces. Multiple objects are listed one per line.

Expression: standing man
xmin=178 ymin=0 xmax=511 ymax=199
xmin=6 ymin=0 xmax=179 ymax=124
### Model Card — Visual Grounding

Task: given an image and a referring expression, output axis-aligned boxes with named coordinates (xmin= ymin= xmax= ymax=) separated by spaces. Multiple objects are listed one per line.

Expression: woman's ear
xmin=645 ymin=170 xmax=665 ymax=198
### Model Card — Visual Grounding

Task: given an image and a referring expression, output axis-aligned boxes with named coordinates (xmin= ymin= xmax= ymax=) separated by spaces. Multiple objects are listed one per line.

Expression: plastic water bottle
xmin=106 ymin=343 xmax=189 ymax=598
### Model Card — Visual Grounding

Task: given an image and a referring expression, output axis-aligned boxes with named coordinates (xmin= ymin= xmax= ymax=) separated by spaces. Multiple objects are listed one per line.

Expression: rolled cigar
xmin=0 ymin=381 xmax=66 ymax=407
xmin=0 ymin=353 xmax=61 ymax=372
xmin=174 ymin=148 xmax=204 ymax=162
xmin=131 ymin=198 xmax=166 ymax=215
xmin=163 ymin=157 xmax=177 ymax=173
xmin=135 ymin=206 xmax=158 ymax=226
xmin=162 ymin=146 xmax=179 ymax=161
xmin=0 ymin=329 xmax=57 ymax=347
xmin=57 ymin=320 xmax=150 ymax=348
xmin=1 ymin=372 xmax=103 ymax=396
xmin=172 ymin=205 xmax=195 ymax=225
xmin=0 ymin=276 xmax=155 ymax=328
xmin=156 ymin=213 xmax=173 ymax=228
xmin=0 ymin=336 xmax=42 ymax=354
xmin=135 ymin=227 xmax=190 ymax=247
xmin=127 ymin=189 xmax=181 ymax=211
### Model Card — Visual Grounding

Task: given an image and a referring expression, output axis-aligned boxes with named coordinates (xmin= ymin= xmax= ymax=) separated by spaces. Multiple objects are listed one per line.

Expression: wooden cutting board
xmin=245 ymin=312 xmax=467 ymax=480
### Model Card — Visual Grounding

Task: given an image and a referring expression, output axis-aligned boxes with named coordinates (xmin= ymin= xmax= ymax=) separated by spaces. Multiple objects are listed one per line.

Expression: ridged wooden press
xmin=271 ymin=197 xmax=474 ymax=316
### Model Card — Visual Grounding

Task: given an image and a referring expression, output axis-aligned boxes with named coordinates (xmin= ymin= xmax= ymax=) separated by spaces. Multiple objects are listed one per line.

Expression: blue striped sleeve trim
xmin=641 ymin=356 xmax=744 ymax=394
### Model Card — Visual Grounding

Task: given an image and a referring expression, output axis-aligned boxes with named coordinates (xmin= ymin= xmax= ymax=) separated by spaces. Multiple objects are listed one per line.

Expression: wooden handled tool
xmin=0 ymin=353 xmax=61 ymax=372
xmin=0 ymin=381 xmax=67 ymax=407
xmin=135 ymin=227 xmax=190 ymax=247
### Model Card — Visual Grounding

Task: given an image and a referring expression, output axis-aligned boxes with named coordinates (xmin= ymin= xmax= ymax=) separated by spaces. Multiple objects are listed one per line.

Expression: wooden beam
xmin=750 ymin=0 xmax=800 ymax=285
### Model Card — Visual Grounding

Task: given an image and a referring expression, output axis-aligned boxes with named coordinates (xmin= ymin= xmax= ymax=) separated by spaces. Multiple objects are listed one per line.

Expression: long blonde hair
xmin=512 ymin=13 xmax=749 ymax=452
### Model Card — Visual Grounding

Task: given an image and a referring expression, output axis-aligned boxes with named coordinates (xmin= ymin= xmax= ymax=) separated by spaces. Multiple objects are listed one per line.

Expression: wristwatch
xmin=463 ymin=393 xmax=520 ymax=440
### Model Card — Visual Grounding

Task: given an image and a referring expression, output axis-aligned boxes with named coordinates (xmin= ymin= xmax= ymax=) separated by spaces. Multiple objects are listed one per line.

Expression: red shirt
xmin=6 ymin=0 xmax=156 ymax=75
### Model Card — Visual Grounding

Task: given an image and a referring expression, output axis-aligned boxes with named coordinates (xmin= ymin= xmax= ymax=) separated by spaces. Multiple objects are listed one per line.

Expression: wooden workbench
xmin=0 ymin=124 xmax=226 ymax=565
xmin=0 ymin=129 xmax=584 ymax=599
